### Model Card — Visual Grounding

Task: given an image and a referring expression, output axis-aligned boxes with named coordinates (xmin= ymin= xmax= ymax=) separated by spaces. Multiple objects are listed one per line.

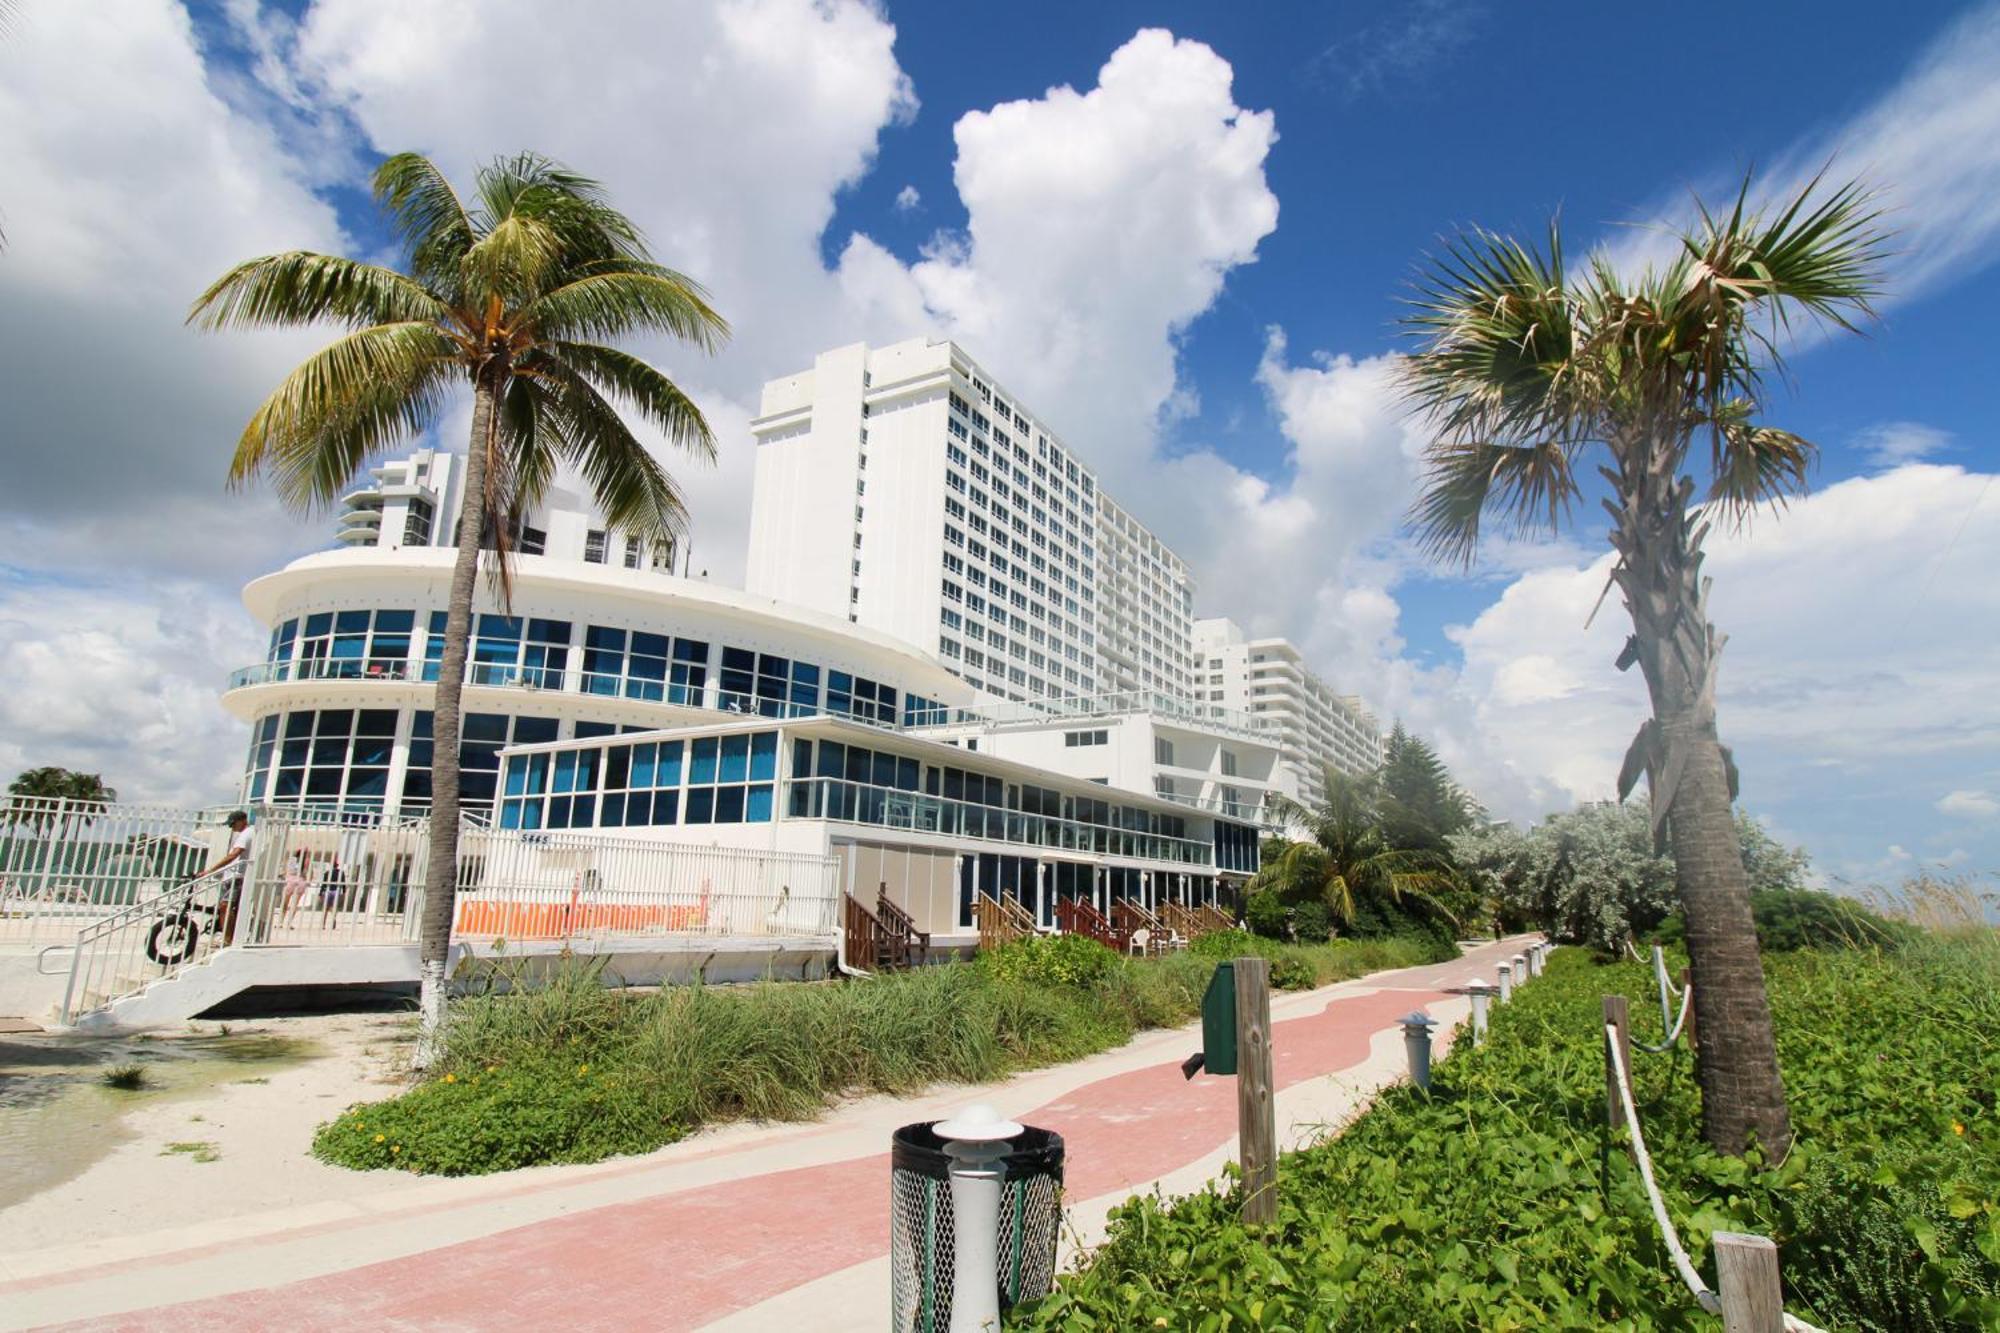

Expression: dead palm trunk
xmin=415 ymin=368 xmax=499 ymax=1061
xmin=1612 ymin=430 xmax=1790 ymax=1156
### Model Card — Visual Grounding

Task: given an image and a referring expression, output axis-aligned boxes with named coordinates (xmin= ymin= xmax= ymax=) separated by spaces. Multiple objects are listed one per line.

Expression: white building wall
xmin=1192 ymin=617 xmax=1383 ymax=806
xmin=748 ymin=337 xmax=1208 ymax=710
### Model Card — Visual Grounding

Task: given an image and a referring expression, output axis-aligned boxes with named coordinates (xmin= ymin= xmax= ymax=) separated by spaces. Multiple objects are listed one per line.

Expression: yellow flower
xmin=1153 ymin=1320 xmax=1170 ymax=1329
xmin=391 ymin=1145 xmax=401 ymax=1154
xmin=444 ymin=1073 xmax=457 ymax=1084
xmin=577 ymin=1064 xmax=590 ymax=1076
xmin=1953 ymin=1120 xmax=1966 ymax=1136
xmin=373 ymin=1134 xmax=385 ymax=1143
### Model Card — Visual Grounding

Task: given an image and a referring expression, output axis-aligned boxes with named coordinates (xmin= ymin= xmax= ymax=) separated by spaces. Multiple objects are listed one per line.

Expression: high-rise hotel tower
xmin=746 ymin=338 xmax=1196 ymax=706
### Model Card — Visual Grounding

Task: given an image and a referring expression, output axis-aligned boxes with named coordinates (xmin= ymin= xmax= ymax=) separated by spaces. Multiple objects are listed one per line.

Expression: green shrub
xmin=1290 ymin=900 xmax=1333 ymax=943
xmin=1268 ymin=956 xmax=1316 ymax=990
xmin=1188 ymin=927 xmax=1257 ymax=960
xmin=976 ymin=933 xmax=1120 ymax=987
xmin=1243 ymin=889 xmax=1288 ymax=939
xmin=1656 ymin=888 xmax=1915 ymax=953
xmin=1019 ymin=935 xmax=2000 ymax=1331
xmin=313 ymin=929 xmax=1462 ymax=1177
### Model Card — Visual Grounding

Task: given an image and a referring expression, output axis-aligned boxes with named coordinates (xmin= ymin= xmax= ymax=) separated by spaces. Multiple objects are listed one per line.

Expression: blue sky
xmin=0 ymin=0 xmax=1994 ymax=888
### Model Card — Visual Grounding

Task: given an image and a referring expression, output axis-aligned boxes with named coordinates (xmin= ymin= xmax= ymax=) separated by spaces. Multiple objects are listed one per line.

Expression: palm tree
xmin=1255 ymin=769 xmax=1464 ymax=929
xmin=1398 ymin=175 xmax=1885 ymax=1155
xmin=190 ymin=152 xmax=728 ymax=1053
xmin=6 ymin=766 xmax=118 ymax=832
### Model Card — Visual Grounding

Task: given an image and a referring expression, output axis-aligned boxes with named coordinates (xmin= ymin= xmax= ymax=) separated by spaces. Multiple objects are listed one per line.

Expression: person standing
xmin=280 ymin=850 xmax=311 ymax=928
xmin=318 ymin=857 xmax=347 ymax=931
xmin=198 ymin=811 xmax=253 ymax=947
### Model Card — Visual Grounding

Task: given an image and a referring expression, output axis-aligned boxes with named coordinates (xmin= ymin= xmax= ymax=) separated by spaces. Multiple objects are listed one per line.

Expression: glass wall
xmin=498 ymin=731 xmax=778 ymax=830
xmin=254 ymin=604 xmax=932 ymax=731
xmin=245 ymin=707 xmax=398 ymax=810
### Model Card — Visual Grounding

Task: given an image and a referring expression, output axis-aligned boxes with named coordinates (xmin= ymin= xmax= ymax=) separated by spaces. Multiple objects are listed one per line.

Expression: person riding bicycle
xmin=197 ymin=811 xmax=253 ymax=946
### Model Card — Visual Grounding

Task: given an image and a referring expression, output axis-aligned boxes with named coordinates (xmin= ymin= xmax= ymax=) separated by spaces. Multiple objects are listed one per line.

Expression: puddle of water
xmin=0 ymin=1029 xmax=318 ymax=1207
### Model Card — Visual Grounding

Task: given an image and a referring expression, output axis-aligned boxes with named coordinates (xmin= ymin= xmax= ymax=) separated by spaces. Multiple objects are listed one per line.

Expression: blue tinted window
xmin=690 ymin=737 xmax=718 ymax=785
xmin=746 ymin=784 xmax=773 ymax=822
xmin=720 ymin=734 xmax=750 ymax=783
xmin=750 ymin=733 xmax=777 ymax=781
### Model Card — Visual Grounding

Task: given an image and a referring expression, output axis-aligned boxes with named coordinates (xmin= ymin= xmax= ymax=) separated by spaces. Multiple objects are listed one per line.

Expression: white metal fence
xmin=11 ymin=799 xmax=841 ymax=1023
xmin=0 ymin=798 xmax=234 ymax=944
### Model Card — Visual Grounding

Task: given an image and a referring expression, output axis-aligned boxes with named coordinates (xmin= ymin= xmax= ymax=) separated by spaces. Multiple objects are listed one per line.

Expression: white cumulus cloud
xmin=1938 ymin=789 xmax=2000 ymax=820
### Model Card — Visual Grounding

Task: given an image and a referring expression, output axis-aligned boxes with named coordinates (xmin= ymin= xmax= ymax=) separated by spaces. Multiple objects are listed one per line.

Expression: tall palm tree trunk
xmin=414 ymin=370 xmax=499 ymax=1061
xmin=1616 ymin=439 xmax=1791 ymax=1156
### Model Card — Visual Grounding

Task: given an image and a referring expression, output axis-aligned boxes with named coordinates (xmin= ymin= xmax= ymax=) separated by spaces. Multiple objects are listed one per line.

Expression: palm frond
xmin=474 ymin=153 xmax=645 ymax=269
xmin=1409 ymin=439 xmax=1580 ymax=567
xmin=371 ymin=153 xmax=475 ymax=286
xmin=549 ymin=339 xmax=718 ymax=462
xmin=458 ymin=213 xmax=562 ymax=308
xmin=528 ymin=360 xmax=690 ymax=543
xmin=231 ymin=322 xmax=461 ymax=510
xmin=188 ymin=252 xmax=447 ymax=331
xmin=1400 ymin=220 xmax=1580 ymax=445
xmin=520 ymin=270 xmax=729 ymax=350
xmin=1707 ymin=402 xmax=1815 ymax=520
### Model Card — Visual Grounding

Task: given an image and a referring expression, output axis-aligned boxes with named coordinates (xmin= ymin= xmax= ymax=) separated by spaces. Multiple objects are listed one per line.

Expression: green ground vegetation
xmin=312 ymin=932 xmax=1454 ymax=1177
xmin=1017 ymin=931 xmax=2000 ymax=1331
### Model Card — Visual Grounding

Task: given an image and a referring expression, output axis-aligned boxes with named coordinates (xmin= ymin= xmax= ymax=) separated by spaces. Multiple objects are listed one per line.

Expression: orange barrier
xmin=454 ymin=895 xmax=711 ymax=939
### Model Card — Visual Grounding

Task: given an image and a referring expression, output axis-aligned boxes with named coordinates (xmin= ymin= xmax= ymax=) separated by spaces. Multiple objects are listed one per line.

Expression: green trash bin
xmin=1200 ymin=959 xmax=1238 ymax=1076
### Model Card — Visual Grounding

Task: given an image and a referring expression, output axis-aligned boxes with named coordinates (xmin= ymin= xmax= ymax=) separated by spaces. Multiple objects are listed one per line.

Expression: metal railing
xmin=59 ymin=865 xmax=239 ymax=1023
xmin=1 ymin=798 xmax=235 ymax=944
xmin=32 ymin=798 xmax=841 ymax=1024
xmin=785 ymin=776 xmax=1216 ymax=866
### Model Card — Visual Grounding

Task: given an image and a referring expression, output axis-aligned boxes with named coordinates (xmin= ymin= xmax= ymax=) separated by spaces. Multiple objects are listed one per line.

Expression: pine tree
xmin=1378 ymin=724 xmax=1472 ymax=852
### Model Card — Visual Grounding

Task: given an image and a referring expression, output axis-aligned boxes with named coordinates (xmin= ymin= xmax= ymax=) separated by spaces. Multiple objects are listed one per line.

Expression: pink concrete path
xmin=49 ymin=946 xmax=1510 ymax=1332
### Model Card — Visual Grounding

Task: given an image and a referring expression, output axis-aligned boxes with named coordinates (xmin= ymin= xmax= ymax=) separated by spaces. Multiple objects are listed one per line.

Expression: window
xmin=1154 ymin=737 xmax=1175 ymax=767
xmin=623 ymin=536 xmax=644 ymax=569
xmin=403 ymin=497 xmax=435 ymax=547
xmin=720 ymin=647 xmax=815 ymax=717
xmin=295 ymin=608 xmax=415 ymax=680
xmin=250 ymin=706 xmax=402 ymax=812
xmin=827 ymin=670 xmax=898 ymax=726
xmin=443 ymin=614 xmax=572 ymax=688
xmin=1063 ymin=729 xmax=1109 ymax=748
xmin=1221 ymin=749 xmax=1238 ymax=777
xmin=584 ymin=529 xmax=607 ymax=564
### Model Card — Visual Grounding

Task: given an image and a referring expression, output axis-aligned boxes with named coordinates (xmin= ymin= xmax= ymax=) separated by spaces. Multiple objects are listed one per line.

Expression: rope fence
xmin=1603 ymin=980 xmax=1826 ymax=1333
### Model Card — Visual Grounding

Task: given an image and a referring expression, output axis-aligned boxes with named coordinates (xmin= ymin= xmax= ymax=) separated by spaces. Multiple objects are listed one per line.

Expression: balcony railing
xmin=785 ymin=776 xmax=1215 ymax=867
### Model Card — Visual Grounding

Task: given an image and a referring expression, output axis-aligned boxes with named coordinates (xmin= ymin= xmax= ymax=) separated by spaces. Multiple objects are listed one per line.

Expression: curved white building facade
xmin=223 ymin=547 xmax=975 ymax=821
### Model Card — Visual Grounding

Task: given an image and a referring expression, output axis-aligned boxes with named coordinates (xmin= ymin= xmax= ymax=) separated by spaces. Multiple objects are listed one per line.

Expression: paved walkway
xmin=4 ymin=937 xmax=1535 ymax=1331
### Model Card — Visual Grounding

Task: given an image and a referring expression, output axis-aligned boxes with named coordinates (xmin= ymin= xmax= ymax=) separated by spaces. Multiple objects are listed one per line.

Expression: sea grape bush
xmin=1017 ymin=939 xmax=2000 ymax=1330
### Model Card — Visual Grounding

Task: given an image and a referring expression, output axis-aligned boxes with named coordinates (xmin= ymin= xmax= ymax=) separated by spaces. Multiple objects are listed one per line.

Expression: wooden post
xmin=1714 ymin=1232 xmax=1784 ymax=1333
xmin=1234 ymin=956 xmax=1276 ymax=1228
xmin=1602 ymin=994 xmax=1632 ymax=1132
xmin=1679 ymin=967 xmax=1696 ymax=1049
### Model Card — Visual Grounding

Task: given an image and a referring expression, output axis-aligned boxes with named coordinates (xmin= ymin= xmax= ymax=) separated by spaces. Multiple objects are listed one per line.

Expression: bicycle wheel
xmin=146 ymin=913 xmax=200 ymax=966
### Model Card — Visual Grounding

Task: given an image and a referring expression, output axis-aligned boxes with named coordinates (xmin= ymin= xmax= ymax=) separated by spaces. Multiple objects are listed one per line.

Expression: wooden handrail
xmin=875 ymin=883 xmax=929 ymax=969
xmin=974 ymin=891 xmax=1030 ymax=952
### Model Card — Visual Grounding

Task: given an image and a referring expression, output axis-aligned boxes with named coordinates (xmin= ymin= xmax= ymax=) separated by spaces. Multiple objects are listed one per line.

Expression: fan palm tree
xmin=190 ymin=152 xmax=728 ymax=1053
xmin=1398 ymin=174 xmax=1885 ymax=1155
xmin=1255 ymin=769 xmax=1463 ymax=928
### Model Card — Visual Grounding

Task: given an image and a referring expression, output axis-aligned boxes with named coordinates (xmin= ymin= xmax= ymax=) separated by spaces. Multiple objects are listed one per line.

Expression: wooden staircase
xmin=1157 ymin=900 xmax=1202 ymax=947
xmin=974 ymin=891 xmax=1037 ymax=952
xmin=842 ymin=882 xmax=930 ymax=973
xmin=1055 ymin=896 xmax=1127 ymax=953
xmin=1112 ymin=899 xmax=1170 ymax=957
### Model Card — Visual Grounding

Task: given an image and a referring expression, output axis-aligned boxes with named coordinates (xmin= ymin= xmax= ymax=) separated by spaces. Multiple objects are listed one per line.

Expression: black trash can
xmin=889 ymin=1121 xmax=1065 ymax=1332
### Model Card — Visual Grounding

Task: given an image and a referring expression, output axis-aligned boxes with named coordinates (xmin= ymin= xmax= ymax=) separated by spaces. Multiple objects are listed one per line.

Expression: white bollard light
xmin=1497 ymin=962 xmax=1513 ymax=1003
xmin=1512 ymin=953 xmax=1528 ymax=986
xmin=935 ymin=1102 xmax=1023 ymax=1332
xmin=1466 ymin=977 xmax=1492 ymax=1043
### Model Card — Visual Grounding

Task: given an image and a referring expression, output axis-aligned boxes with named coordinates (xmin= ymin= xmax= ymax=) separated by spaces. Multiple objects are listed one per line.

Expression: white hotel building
xmin=223 ymin=346 xmax=1275 ymax=948
xmin=1193 ymin=617 xmax=1385 ymax=807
